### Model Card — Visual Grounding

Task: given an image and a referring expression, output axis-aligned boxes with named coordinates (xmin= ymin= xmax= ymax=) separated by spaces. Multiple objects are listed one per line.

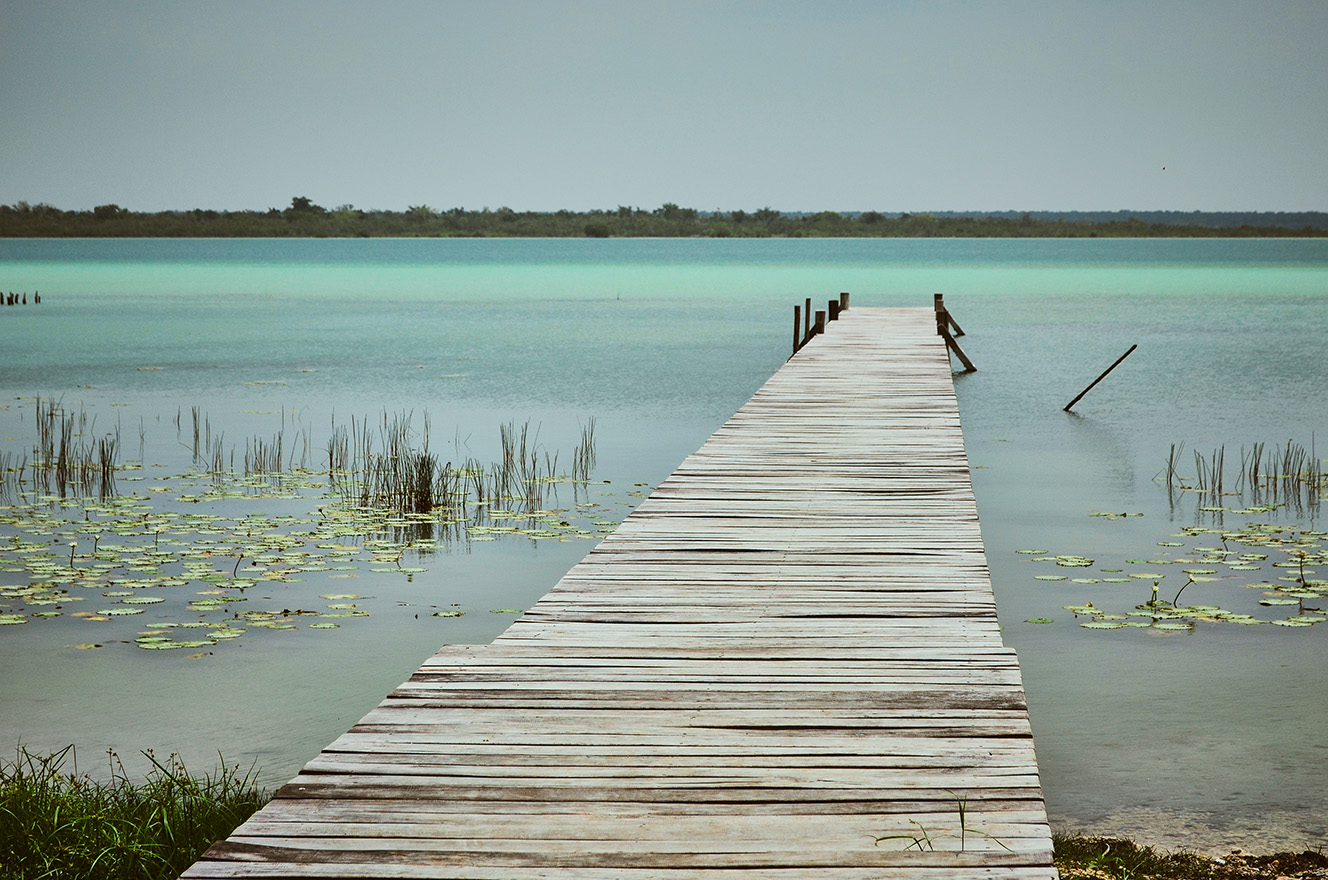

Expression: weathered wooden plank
xmin=184 ymin=307 xmax=1052 ymax=879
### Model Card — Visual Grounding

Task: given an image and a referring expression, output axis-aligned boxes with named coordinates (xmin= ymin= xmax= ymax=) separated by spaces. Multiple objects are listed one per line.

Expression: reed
xmin=0 ymin=451 xmax=28 ymax=501
xmin=1164 ymin=438 xmax=1326 ymax=510
xmin=96 ymin=431 xmax=119 ymax=499
xmin=244 ymin=431 xmax=284 ymax=476
xmin=205 ymin=433 xmax=227 ymax=478
xmin=0 ymin=744 xmax=267 ymax=880
xmin=576 ymin=419 xmax=596 ymax=480
xmin=326 ymin=422 xmax=350 ymax=476
xmin=27 ymin=399 xmax=118 ymax=499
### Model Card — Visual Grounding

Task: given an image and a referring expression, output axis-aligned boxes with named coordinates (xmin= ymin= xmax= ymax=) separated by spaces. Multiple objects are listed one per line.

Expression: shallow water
xmin=2 ymin=237 xmax=1325 ymax=850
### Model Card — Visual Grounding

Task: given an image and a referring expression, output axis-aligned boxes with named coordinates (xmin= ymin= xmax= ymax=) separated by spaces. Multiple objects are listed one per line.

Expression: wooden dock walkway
xmin=185 ymin=307 xmax=1055 ymax=879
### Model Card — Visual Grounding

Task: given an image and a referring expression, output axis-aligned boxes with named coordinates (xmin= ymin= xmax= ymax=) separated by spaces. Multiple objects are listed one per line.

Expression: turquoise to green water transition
xmin=1 ymin=238 xmax=1326 ymax=851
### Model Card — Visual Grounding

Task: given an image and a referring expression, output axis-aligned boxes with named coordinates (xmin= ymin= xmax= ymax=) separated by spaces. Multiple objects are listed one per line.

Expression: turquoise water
xmin=2 ymin=238 xmax=1326 ymax=850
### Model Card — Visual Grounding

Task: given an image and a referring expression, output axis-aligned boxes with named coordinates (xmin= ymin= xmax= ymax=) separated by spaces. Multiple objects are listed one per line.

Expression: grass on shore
xmin=1 ymin=744 xmax=268 ymax=880
xmin=1054 ymin=831 xmax=1328 ymax=879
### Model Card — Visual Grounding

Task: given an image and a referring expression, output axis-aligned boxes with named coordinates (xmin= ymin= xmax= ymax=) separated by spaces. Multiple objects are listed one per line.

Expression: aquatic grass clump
xmin=1162 ymin=438 xmax=1327 ymax=512
xmin=0 ymin=744 xmax=267 ymax=880
xmin=27 ymin=398 xmax=120 ymax=500
xmin=326 ymin=413 xmax=600 ymax=518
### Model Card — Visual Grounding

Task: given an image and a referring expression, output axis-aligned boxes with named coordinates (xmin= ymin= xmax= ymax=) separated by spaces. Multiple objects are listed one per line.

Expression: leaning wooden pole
xmin=1064 ymin=344 xmax=1138 ymax=412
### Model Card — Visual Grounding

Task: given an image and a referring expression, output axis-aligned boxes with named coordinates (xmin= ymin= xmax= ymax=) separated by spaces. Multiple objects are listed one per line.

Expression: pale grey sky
xmin=2 ymin=1 xmax=1325 ymax=212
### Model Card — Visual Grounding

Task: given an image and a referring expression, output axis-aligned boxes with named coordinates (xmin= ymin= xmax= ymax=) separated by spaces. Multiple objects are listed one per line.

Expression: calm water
xmin=2 ymin=238 xmax=1326 ymax=851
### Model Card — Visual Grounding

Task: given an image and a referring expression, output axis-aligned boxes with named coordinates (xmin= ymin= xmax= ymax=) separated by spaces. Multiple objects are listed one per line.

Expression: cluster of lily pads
xmin=0 ymin=450 xmax=645 ymax=655
xmin=1020 ymin=516 xmax=1328 ymax=633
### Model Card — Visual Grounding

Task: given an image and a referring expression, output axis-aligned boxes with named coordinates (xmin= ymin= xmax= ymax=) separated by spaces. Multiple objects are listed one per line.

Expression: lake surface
xmin=2 ymin=237 xmax=1326 ymax=852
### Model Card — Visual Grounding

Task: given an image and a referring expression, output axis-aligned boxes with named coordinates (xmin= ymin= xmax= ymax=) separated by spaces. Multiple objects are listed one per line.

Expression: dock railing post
xmin=934 ymin=295 xmax=977 ymax=372
xmin=933 ymin=293 xmax=965 ymax=337
xmin=794 ymin=293 xmax=851 ymax=356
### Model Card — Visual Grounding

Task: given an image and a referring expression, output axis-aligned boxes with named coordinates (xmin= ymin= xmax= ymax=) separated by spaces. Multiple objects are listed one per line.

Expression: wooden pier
xmin=185 ymin=306 xmax=1055 ymax=879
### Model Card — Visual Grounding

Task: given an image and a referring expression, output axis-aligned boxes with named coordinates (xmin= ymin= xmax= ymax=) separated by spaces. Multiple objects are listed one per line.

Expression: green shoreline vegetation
xmin=3 ymin=198 xmax=1327 ymax=238
xmin=4 ymin=745 xmax=1326 ymax=880
xmin=1 ymin=744 xmax=266 ymax=880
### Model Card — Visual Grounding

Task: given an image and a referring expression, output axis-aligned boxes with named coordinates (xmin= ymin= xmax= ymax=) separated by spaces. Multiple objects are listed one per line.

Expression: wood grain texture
xmin=183 ymin=307 xmax=1055 ymax=879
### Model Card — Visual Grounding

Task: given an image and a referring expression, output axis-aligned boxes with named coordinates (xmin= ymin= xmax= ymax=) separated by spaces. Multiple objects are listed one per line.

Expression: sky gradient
xmin=3 ymin=1 xmax=1326 ymax=213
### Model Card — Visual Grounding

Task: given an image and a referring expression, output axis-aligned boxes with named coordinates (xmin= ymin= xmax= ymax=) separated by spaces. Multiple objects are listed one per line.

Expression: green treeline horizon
xmin=3 ymin=198 xmax=1326 ymax=238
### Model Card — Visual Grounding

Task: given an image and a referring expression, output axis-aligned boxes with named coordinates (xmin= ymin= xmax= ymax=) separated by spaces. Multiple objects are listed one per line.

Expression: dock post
xmin=828 ymin=298 xmax=840 ymax=322
xmin=934 ymin=295 xmax=976 ymax=372
xmin=813 ymin=309 xmax=826 ymax=339
xmin=793 ymin=305 xmax=802 ymax=355
xmin=804 ymin=297 xmax=812 ymax=339
xmin=934 ymin=293 xmax=964 ymax=337
xmin=840 ymin=292 xmax=850 ymax=311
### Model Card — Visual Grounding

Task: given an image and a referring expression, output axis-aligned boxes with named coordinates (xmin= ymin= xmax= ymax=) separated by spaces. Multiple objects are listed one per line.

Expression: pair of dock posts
xmin=186 ymin=297 xmax=1053 ymax=878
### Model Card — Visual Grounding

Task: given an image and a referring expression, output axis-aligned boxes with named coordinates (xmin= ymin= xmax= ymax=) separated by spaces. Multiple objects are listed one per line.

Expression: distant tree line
xmin=2 ymin=198 xmax=1325 ymax=238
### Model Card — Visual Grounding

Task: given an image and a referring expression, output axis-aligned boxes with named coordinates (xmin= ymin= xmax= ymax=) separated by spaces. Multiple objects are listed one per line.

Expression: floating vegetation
xmin=0 ymin=403 xmax=649 ymax=656
xmin=1018 ymin=438 xmax=1328 ymax=634
xmin=1023 ymin=520 xmax=1328 ymax=633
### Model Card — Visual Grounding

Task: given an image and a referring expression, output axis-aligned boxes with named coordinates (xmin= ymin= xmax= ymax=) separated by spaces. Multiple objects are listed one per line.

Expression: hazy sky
xmin=3 ymin=1 xmax=1325 ymax=212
